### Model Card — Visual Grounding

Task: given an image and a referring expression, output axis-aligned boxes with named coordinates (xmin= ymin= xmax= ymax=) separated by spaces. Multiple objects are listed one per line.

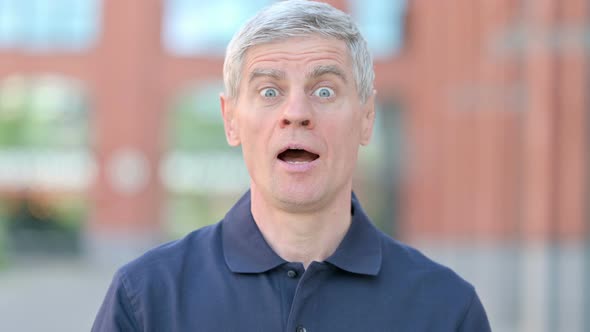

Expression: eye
xmin=260 ymin=88 xmax=279 ymax=98
xmin=313 ymin=87 xmax=335 ymax=98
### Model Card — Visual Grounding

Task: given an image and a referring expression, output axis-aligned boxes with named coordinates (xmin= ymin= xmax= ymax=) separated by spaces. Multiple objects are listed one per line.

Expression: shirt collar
xmin=324 ymin=192 xmax=382 ymax=276
xmin=222 ymin=191 xmax=382 ymax=276
xmin=222 ymin=191 xmax=286 ymax=273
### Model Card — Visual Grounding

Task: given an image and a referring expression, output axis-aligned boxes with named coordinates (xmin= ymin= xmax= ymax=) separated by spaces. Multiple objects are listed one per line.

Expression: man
xmin=93 ymin=1 xmax=492 ymax=331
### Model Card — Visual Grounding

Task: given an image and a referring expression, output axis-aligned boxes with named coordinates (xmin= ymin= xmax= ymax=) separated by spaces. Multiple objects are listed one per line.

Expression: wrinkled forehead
xmin=240 ymin=35 xmax=352 ymax=77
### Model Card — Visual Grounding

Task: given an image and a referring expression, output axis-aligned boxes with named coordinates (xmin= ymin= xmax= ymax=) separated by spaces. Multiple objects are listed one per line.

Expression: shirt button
xmin=287 ymin=270 xmax=298 ymax=278
xmin=296 ymin=326 xmax=306 ymax=332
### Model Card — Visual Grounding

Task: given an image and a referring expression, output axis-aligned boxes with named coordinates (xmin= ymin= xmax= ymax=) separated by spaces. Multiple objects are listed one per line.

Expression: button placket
xmin=286 ymin=263 xmax=328 ymax=332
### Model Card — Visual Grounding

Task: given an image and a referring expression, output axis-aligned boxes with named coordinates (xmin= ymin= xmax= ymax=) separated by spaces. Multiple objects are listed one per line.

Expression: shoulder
xmin=377 ymin=234 xmax=489 ymax=327
xmin=93 ymin=222 xmax=228 ymax=331
xmin=118 ymin=222 xmax=223 ymax=286
xmin=379 ymin=233 xmax=476 ymax=300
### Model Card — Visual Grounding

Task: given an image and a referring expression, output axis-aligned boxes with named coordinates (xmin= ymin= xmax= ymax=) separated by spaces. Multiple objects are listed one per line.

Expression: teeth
xmin=286 ymin=160 xmax=310 ymax=164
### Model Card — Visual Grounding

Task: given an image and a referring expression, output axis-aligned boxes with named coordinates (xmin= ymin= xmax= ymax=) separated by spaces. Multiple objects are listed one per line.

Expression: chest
xmin=137 ymin=264 xmax=458 ymax=332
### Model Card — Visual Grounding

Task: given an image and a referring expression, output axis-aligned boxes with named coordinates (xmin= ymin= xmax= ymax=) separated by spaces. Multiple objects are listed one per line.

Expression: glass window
xmin=0 ymin=0 xmax=101 ymax=51
xmin=0 ymin=75 xmax=91 ymax=150
xmin=162 ymin=81 xmax=249 ymax=237
xmin=163 ymin=0 xmax=274 ymax=56
xmin=0 ymin=75 xmax=94 ymax=255
xmin=348 ymin=0 xmax=407 ymax=58
xmin=354 ymin=102 xmax=404 ymax=235
xmin=164 ymin=0 xmax=407 ymax=58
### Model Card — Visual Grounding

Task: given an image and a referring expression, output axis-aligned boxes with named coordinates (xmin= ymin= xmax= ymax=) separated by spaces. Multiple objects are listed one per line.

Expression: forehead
xmin=242 ymin=36 xmax=351 ymax=76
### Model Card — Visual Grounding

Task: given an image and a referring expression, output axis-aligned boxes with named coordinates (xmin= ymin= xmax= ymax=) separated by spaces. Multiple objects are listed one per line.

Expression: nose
xmin=279 ymin=93 xmax=315 ymax=129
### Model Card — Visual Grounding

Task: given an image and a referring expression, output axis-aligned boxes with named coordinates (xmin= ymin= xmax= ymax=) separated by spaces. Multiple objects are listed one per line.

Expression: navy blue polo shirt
xmin=93 ymin=191 xmax=491 ymax=331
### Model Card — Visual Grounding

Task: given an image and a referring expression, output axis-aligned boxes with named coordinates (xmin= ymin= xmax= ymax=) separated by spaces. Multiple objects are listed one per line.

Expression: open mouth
xmin=278 ymin=148 xmax=320 ymax=163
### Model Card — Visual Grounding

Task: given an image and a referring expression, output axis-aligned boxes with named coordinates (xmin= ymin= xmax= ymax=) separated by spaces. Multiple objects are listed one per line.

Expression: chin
xmin=273 ymin=187 xmax=325 ymax=212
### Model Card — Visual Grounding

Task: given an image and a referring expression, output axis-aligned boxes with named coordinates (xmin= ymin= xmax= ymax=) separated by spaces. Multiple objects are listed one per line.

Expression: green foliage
xmin=0 ymin=112 xmax=27 ymax=146
xmin=165 ymin=192 xmax=239 ymax=239
xmin=48 ymin=197 xmax=87 ymax=231
xmin=0 ymin=77 xmax=90 ymax=248
xmin=169 ymin=85 xmax=228 ymax=151
xmin=0 ymin=76 xmax=89 ymax=149
xmin=163 ymin=81 xmax=246 ymax=238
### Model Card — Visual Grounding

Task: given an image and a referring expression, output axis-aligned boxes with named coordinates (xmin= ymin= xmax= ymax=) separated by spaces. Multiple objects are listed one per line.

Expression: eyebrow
xmin=248 ymin=68 xmax=286 ymax=83
xmin=306 ymin=65 xmax=347 ymax=83
xmin=247 ymin=65 xmax=348 ymax=84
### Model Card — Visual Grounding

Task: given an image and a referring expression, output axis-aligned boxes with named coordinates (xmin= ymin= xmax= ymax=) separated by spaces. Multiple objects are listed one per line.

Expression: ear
xmin=220 ymin=93 xmax=241 ymax=146
xmin=360 ymin=90 xmax=376 ymax=146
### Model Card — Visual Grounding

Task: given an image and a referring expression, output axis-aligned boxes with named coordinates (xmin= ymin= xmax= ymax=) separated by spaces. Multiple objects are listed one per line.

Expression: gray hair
xmin=223 ymin=0 xmax=374 ymax=104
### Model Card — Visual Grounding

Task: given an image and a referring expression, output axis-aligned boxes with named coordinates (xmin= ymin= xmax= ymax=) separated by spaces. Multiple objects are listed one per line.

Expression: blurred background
xmin=0 ymin=0 xmax=587 ymax=331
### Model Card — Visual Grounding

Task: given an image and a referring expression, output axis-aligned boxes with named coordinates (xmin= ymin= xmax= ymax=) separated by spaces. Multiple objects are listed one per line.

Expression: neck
xmin=250 ymin=188 xmax=352 ymax=270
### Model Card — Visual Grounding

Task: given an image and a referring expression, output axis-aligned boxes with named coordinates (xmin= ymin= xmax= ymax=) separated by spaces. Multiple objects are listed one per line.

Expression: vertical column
xmin=555 ymin=1 xmax=588 ymax=331
xmin=476 ymin=0 xmax=523 ymax=241
xmin=553 ymin=2 xmax=588 ymax=238
xmin=438 ymin=0 xmax=476 ymax=240
xmin=474 ymin=1 xmax=523 ymax=328
xmin=402 ymin=0 xmax=446 ymax=240
xmin=520 ymin=1 xmax=558 ymax=331
xmin=87 ymin=0 xmax=165 ymax=263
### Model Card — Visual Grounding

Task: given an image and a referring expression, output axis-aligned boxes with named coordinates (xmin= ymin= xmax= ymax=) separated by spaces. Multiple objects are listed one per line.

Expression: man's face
xmin=221 ymin=35 xmax=375 ymax=212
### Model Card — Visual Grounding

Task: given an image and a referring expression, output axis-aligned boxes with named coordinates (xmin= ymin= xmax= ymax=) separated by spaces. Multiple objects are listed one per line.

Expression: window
xmin=161 ymin=81 xmax=249 ymax=237
xmin=354 ymin=102 xmax=404 ymax=235
xmin=0 ymin=75 xmax=94 ymax=254
xmin=348 ymin=0 xmax=407 ymax=58
xmin=0 ymin=0 xmax=101 ymax=51
xmin=0 ymin=75 xmax=94 ymax=191
xmin=162 ymin=0 xmax=274 ymax=56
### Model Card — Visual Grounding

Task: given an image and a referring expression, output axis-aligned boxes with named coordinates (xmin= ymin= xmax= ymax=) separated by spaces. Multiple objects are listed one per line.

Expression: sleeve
xmin=92 ymin=268 xmax=141 ymax=332
xmin=457 ymin=289 xmax=492 ymax=332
